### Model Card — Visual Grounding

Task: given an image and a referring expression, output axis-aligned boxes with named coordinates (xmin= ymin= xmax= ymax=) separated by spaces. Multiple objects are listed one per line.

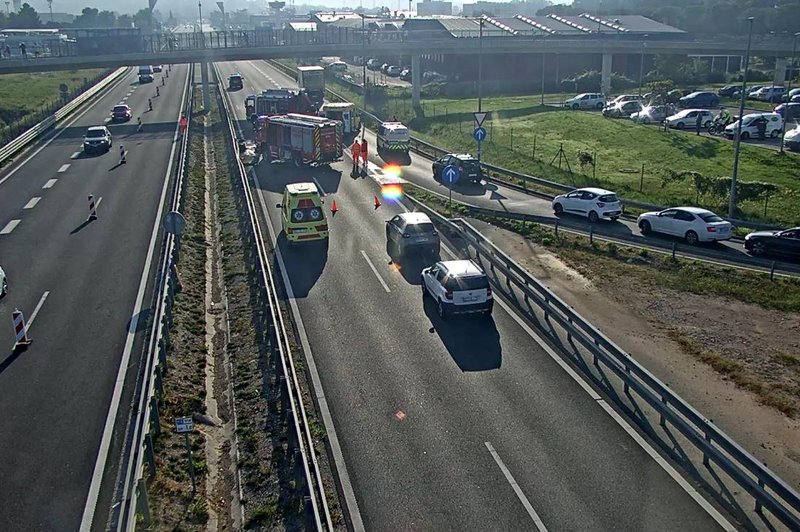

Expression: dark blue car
xmin=679 ymin=91 xmax=719 ymax=109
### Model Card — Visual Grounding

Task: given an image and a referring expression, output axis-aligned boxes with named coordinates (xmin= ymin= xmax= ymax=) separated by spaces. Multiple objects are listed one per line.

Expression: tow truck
xmin=256 ymin=113 xmax=342 ymax=167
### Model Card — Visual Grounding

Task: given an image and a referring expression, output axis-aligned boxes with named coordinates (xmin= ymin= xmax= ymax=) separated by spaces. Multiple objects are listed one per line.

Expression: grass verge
xmin=0 ymin=68 xmax=106 ymax=126
xmin=406 ymin=184 xmax=800 ymax=415
xmin=147 ymin=88 xmax=210 ymax=529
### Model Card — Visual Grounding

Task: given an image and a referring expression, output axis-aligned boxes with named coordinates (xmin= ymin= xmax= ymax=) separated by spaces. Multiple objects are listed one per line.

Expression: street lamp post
xmin=361 ymin=14 xmax=367 ymax=116
xmin=47 ymin=0 xmax=53 ymax=23
xmin=477 ymin=16 xmax=484 ymax=162
xmin=638 ymin=35 xmax=648 ymax=100
xmin=728 ymin=17 xmax=754 ymax=219
xmin=198 ymin=1 xmax=203 ymax=33
xmin=779 ymin=31 xmax=800 ymax=154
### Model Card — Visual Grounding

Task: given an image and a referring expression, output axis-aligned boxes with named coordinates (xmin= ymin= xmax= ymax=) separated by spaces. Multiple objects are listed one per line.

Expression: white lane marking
xmin=312 ymin=177 xmax=326 ymax=196
xmin=1 ymin=219 xmax=21 ymax=234
xmin=57 ymin=164 xmax=70 ymax=173
xmin=95 ymin=197 xmax=102 ymax=208
xmin=71 ymin=151 xmax=81 ymax=159
xmin=360 ymin=249 xmax=391 ymax=293
xmin=23 ymin=197 xmax=40 ymax=209
xmin=0 ymin=68 xmax=130 ymax=189
xmin=122 ymin=97 xmax=128 ymax=102
xmin=42 ymin=179 xmax=57 ymax=189
xmin=79 ymin=65 xmax=190 ymax=531
xmin=485 ymin=441 xmax=549 ymax=531
xmin=27 ymin=291 xmax=49 ymax=328
xmin=491 ymin=297 xmax=734 ymax=530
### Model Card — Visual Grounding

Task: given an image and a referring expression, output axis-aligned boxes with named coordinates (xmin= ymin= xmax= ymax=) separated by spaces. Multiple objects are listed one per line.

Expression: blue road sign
xmin=473 ymin=127 xmax=487 ymax=142
xmin=442 ymin=164 xmax=460 ymax=184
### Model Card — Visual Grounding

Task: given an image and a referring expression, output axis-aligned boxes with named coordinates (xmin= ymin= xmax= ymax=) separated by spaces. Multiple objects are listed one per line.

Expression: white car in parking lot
xmin=664 ymin=109 xmax=714 ymax=130
xmin=637 ymin=207 xmax=733 ymax=245
xmin=784 ymin=124 xmax=800 ymax=151
xmin=552 ymin=187 xmax=622 ymax=223
xmin=564 ymin=93 xmax=606 ymax=110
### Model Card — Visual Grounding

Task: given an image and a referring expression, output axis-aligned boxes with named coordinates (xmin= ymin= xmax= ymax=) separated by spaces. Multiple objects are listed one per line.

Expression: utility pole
xmin=360 ymin=13 xmax=367 ymax=116
xmin=477 ymin=16 xmax=484 ymax=162
xmin=638 ymin=34 xmax=648 ymax=100
xmin=729 ymin=17 xmax=754 ymax=219
xmin=779 ymin=31 xmax=799 ymax=154
xmin=198 ymin=1 xmax=203 ymax=33
xmin=47 ymin=0 xmax=53 ymax=23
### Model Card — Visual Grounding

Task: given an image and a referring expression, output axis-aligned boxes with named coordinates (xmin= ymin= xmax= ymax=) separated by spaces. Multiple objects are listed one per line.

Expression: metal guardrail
xmin=111 ymin=64 xmax=194 ymax=531
xmin=0 ymin=66 xmax=128 ymax=166
xmin=214 ymin=63 xmax=333 ymax=531
xmin=404 ymin=194 xmax=800 ymax=530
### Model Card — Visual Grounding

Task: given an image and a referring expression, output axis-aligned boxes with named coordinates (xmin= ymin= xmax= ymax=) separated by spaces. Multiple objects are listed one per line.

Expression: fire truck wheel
xmin=293 ymin=152 xmax=303 ymax=167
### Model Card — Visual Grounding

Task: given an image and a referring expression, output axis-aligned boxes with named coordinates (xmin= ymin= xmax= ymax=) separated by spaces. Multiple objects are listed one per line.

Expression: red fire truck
xmin=256 ymin=114 xmax=342 ymax=167
xmin=245 ymin=88 xmax=316 ymax=124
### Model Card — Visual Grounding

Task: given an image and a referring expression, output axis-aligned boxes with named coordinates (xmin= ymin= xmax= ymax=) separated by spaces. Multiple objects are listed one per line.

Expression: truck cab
xmin=319 ymin=102 xmax=359 ymax=136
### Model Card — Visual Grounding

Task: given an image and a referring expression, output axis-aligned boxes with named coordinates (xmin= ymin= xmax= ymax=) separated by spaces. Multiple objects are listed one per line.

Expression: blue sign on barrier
xmin=442 ymin=164 xmax=460 ymax=185
xmin=473 ymin=127 xmax=487 ymax=142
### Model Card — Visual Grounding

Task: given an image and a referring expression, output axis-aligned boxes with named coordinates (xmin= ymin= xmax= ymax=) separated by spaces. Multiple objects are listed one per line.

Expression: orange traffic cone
xmin=330 ymin=200 xmax=338 ymax=216
xmin=373 ymin=195 xmax=381 ymax=209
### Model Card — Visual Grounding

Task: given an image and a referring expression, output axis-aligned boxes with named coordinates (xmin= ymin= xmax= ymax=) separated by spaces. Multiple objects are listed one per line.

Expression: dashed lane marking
xmin=0 ymin=219 xmax=21 ymax=234
xmin=71 ymin=151 xmax=81 ymax=159
xmin=57 ymin=164 xmax=70 ymax=173
xmin=485 ymin=442 xmax=549 ymax=531
xmin=360 ymin=250 xmax=391 ymax=293
xmin=23 ymin=197 xmax=40 ymax=209
xmin=42 ymin=179 xmax=57 ymax=189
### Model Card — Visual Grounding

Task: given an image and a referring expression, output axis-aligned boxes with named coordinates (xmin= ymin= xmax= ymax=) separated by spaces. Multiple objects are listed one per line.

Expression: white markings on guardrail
xmin=57 ymin=164 xmax=70 ymax=173
xmin=23 ymin=197 xmax=40 ymax=209
xmin=0 ymin=219 xmax=21 ymax=234
xmin=485 ymin=441 xmax=549 ymax=531
xmin=360 ymin=250 xmax=391 ymax=293
xmin=42 ymin=179 xmax=57 ymax=189
xmin=79 ymin=65 xmax=190 ymax=532
xmin=71 ymin=151 xmax=81 ymax=159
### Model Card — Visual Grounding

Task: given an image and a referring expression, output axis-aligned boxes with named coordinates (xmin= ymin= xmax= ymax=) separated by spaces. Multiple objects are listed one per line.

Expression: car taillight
xmin=432 ymin=230 xmax=438 ymax=236
xmin=444 ymin=290 xmax=453 ymax=299
xmin=707 ymin=226 xmax=716 ymax=232
xmin=486 ymin=286 xmax=492 ymax=297
xmin=285 ymin=227 xmax=293 ymax=234
xmin=597 ymin=202 xmax=605 ymax=208
xmin=315 ymin=224 xmax=328 ymax=231
xmin=402 ymin=233 xmax=410 ymax=238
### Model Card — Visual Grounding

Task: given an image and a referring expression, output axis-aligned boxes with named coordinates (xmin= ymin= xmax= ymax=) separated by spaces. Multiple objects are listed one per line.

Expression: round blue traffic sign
xmin=442 ymin=164 xmax=460 ymax=184
xmin=473 ymin=127 xmax=487 ymax=142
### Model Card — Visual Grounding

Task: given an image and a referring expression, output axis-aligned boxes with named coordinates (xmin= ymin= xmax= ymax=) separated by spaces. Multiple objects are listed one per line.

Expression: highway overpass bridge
xmin=1 ymin=27 xmax=794 ymax=103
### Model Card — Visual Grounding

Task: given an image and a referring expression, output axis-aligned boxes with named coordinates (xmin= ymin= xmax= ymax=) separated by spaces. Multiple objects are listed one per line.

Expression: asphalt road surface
xmin=218 ymin=59 xmax=732 ymax=530
xmin=0 ymin=64 xmax=188 ymax=530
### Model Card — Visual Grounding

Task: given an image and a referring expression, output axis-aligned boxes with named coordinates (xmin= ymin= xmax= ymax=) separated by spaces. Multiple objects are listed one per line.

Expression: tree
xmin=117 ymin=14 xmax=134 ymax=28
xmin=8 ymin=3 xmax=41 ymax=28
xmin=96 ymin=10 xmax=117 ymax=27
xmin=72 ymin=7 xmax=99 ymax=28
xmin=133 ymin=8 xmax=153 ymax=29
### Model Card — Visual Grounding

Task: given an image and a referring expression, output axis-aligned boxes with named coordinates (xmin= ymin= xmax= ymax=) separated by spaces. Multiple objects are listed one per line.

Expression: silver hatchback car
xmin=386 ymin=212 xmax=440 ymax=258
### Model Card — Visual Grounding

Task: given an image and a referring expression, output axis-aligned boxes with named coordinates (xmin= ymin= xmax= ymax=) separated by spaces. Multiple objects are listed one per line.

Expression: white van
xmin=724 ymin=112 xmax=784 ymax=139
xmin=784 ymin=124 xmax=800 ymax=151
xmin=377 ymin=122 xmax=410 ymax=153
xmin=138 ymin=65 xmax=153 ymax=76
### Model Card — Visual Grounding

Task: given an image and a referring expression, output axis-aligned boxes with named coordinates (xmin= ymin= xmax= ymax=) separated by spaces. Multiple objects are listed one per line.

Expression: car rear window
xmin=113 ymin=106 xmax=127 ymax=112
xmin=461 ymin=159 xmax=480 ymax=172
xmin=445 ymin=275 xmax=489 ymax=291
xmin=406 ymin=222 xmax=435 ymax=234
xmin=599 ymin=194 xmax=618 ymax=202
xmin=86 ymin=130 xmax=105 ymax=138
xmin=699 ymin=213 xmax=724 ymax=223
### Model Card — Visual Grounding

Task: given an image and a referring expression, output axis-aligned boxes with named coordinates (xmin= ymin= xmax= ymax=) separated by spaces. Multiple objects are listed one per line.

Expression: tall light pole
xmin=728 ymin=16 xmax=754 ymax=219
xmin=46 ymin=0 xmax=53 ymax=23
xmin=198 ymin=1 xmax=203 ymax=33
xmin=779 ymin=31 xmax=800 ymax=154
xmin=360 ymin=14 xmax=367 ymax=114
xmin=477 ymin=16 xmax=484 ymax=162
xmin=637 ymin=34 xmax=648 ymax=100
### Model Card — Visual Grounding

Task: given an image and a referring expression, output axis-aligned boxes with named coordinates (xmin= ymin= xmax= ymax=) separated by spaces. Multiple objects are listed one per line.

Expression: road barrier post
xmin=770 ymin=261 xmax=776 ymax=281
xmin=149 ymin=397 xmax=161 ymax=437
xmin=672 ymin=242 xmax=677 ymax=260
xmin=589 ymin=224 xmax=594 ymax=244
xmin=12 ymin=309 xmax=32 ymax=349
xmin=87 ymin=194 xmax=98 ymax=220
xmin=136 ymin=478 xmax=151 ymax=527
xmin=155 ymin=364 xmax=164 ymax=397
xmin=144 ymin=433 xmax=156 ymax=478
xmin=640 ymin=163 xmax=645 ymax=192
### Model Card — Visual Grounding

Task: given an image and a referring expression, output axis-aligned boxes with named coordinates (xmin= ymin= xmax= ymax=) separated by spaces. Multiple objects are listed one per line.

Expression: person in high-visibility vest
xmin=360 ymin=138 xmax=369 ymax=172
xmin=179 ymin=115 xmax=188 ymax=136
xmin=350 ymin=139 xmax=360 ymax=174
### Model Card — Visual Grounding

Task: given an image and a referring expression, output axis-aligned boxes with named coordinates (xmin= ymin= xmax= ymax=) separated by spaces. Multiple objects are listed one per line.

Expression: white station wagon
xmin=552 ymin=187 xmax=622 ymax=223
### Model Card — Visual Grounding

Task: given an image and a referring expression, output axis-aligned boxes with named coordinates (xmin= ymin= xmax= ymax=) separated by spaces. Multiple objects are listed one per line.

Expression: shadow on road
xmin=254 ymin=161 xmax=342 ymax=195
xmin=275 ymin=233 xmax=328 ymax=298
xmin=387 ymin=247 xmax=439 ymax=285
xmin=423 ymin=297 xmax=501 ymax=372
xmin=378 ymin=149 xmax=411 ymax=167
xmin=70 ymin=217 xmax=97 ymax=234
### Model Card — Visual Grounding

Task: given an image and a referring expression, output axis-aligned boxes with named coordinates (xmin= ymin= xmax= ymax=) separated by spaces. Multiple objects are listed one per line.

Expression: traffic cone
xmin=88 ymin=194 xmax=98 ymax=220
xmin=12 ymin=308 xmax=32 ymax=350
xmin=373 ymin=195 xmax=381 ymax=209
xmin=119 ymin=145 xmax=126 ymax=164
xmin=330 ymin=200 xmax=338 ymax=216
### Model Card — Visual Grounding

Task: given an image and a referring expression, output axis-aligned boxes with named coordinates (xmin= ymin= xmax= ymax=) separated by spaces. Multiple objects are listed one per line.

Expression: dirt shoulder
xmin=467 ymin=218 xmax=800 ymax=490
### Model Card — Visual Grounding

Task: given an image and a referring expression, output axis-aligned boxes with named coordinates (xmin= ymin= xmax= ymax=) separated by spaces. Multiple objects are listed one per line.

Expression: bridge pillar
xmin=601 ymin=53 xmax=612 ymax=96
xmin=201 ymin=61 xmax=211 ymax=111
xmin=411 ymin=54 xmax=421 ymax=107
xmin=774 ymin=57 xmax=788 ymax=86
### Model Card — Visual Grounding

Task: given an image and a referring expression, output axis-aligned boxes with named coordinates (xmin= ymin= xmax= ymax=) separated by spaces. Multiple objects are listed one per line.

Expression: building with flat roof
xmin=418 ymin=0 xmax=453 ymax=17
